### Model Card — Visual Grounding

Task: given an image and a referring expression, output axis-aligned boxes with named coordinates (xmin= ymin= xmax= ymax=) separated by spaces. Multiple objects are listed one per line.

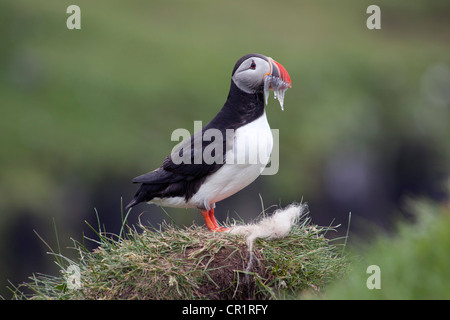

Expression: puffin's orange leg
xmin=208 ymin=208 xmax=219 ymax=228
xmin=201 ymin=208 xmax=229 ymax=232
xmin=201 ymin=209 xmax=217 ymax=231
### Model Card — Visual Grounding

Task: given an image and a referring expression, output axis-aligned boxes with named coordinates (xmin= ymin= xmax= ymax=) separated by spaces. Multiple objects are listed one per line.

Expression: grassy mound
xmin=12 ymin=214 xmax=348 ymax=300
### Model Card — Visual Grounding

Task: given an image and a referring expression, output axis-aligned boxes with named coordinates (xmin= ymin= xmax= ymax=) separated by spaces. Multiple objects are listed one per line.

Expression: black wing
xmin=126 ymin=80 xmax=265 ymax=211
xmin=126 ymin=125 xmax=232 ymax=210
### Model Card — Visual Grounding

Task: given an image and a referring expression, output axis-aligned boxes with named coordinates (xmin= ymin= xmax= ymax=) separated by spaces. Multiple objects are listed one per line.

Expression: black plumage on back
xmin=125 ymin=79 xmax=265 ymax=211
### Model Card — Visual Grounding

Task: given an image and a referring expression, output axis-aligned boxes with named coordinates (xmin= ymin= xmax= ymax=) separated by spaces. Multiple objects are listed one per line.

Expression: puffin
xmin=125 ymin=53 xmax=291 ymax=232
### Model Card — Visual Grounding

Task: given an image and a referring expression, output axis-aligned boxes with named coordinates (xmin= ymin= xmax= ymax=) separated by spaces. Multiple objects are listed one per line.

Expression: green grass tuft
xmin=321 ymin=197 xmax=450 ymax=300
xmin=11 ymin=213 xmax=348 ymax=300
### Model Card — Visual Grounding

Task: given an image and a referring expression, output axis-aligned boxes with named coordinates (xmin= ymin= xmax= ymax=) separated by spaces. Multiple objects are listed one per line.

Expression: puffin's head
xmin=231 ymin=53 xmax=291 ymax=110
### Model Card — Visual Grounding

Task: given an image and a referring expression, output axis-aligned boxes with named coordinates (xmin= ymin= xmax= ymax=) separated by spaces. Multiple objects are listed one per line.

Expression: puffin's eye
xmin=250 ymin=60 xmax=256 ymax=70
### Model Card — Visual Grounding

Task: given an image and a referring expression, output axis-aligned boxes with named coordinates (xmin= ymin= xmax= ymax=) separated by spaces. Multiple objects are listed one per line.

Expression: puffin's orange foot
xmin=215 ymin=226 xmax=230 ymax=232
xmin=201 ymin=209 xmax=229 ymax=232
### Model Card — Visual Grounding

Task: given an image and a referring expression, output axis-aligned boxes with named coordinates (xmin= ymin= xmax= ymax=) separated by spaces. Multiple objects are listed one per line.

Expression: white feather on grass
xmin=228 ymin=203 xmax=307 ymax=241
xmin=228 ymin=203 xmax=308 ymax=281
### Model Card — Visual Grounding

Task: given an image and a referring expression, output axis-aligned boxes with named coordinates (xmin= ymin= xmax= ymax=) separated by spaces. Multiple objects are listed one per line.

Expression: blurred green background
xmin=1 ymin=0 xmax=449 ymax=298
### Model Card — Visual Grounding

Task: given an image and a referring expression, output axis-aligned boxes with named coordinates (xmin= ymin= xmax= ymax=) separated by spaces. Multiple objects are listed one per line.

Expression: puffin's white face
xmin=232 ymin=57 xmax=271 ymax=94
xmin=231 ymin=54 xmax=292 ymax=109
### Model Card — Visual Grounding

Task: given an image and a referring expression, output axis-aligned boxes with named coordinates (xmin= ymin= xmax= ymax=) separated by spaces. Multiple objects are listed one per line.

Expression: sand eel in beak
xmin=126 ymin=53 xmax=292 ymax=232
xmin=262 ymin=57 xmax=292 ymax=110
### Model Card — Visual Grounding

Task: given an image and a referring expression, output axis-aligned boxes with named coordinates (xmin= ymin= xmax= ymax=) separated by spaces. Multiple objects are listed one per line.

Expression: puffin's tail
xmin=125 ymin=184 xmax=146 ymax=211
xmin=125 ymin=198 xmax=139 ymax=211
xmin=125 ymin=183 xmax=163 ymax=211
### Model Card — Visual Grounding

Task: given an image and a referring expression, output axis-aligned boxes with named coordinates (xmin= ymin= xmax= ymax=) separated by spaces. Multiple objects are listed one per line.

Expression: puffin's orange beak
xmin=263 ymin=57 xmax=292 ymax=110
xmin=271 ymin=60 xmax=292 ymax=88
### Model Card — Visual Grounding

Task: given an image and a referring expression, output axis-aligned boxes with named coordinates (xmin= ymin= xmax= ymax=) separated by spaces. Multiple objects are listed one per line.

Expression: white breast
xmin=149 ymin=112 xmax=273 ymax=210
xmin=189 ymin=111 xmax=273 ymax=209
